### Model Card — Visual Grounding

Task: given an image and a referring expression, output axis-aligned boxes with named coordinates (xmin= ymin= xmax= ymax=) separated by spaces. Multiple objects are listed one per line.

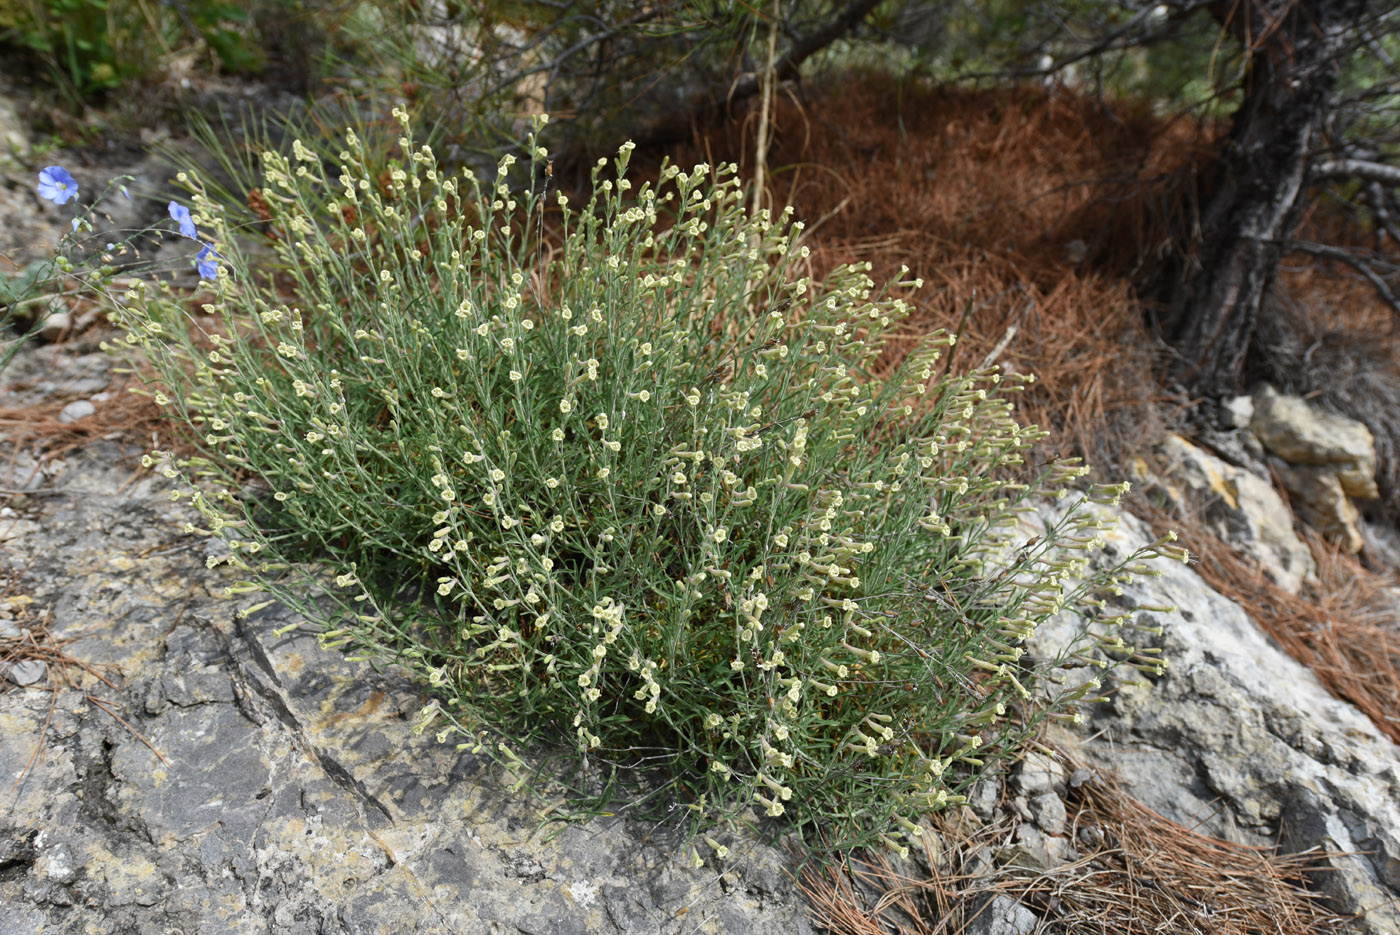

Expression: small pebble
xmin=39 ymin=311 xmax=72 ymax=342
xmin=58 ymin=400 xmax=96 ymax=423
xmin=0 ymin=620 xmax=20 ymax=639
xmin=6 ymin=659 xmax=46 ymax=686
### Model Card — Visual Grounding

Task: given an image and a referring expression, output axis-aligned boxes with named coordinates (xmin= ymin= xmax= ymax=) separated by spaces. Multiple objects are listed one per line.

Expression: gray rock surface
xmin=1143 ymin=433 xmax=1315 ymax=592
xmin=56 ymin=399 xmax=96 ymax=423
xmin=0 ymin=431 xmax=814 ymax=933
xmin=4 ymin=658 xmax=46 ymax=686
xmin=1011 ymin=750 xmax=1066 ymax=799
xmin=964 ymin=894 xmax=1039 ymax=935
xmin=1032 ymin=503 xmax=1400 ymax=934
xmin=1026 ymin=792 xmax=1067 ymax=836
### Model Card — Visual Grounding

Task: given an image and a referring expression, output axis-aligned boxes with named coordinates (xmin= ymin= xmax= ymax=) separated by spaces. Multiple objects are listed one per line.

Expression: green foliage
xmin=0 ymin=261 xmax=50 ymax=311
xmin=4 ymin=0 xmax=141 ymax=95
xmin=0 ymin=0 xmax=298 ymax=101
xmin=0 ymin=259 xmax=58 ymax=370
xmin=110 ymin=112 xmax=1176 ymax=856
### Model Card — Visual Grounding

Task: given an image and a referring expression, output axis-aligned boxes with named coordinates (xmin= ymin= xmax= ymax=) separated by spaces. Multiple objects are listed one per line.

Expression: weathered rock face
xmin=1276 ymin=462 xmax=1366 ymax=554
xmin=1252 ymin=385 xmax=1379 ymax=497
xmin=1251 ymin=384 xmax=1380 ymax=554
xmin=0 ymin=436 xmax=814 ymax=935
xmin=1135 ymin=434 xmax=1315 ymax=593
xmin=1031 ymin=504 xmax=1400 ymax=935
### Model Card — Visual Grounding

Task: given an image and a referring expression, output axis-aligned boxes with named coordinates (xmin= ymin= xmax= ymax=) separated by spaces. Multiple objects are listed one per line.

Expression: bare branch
xmin=725 ymin=0 xmax=884 ymax=102
xmin=622 ymin=0 xmax=883 ymax=149
xmin=1365 ymin=182 xmax=1400 ymax=248
xmin=1286 ymin=240 xmax=1400 ymax=313
xmin=1311 ymin=159 xmax=1400 ymax=187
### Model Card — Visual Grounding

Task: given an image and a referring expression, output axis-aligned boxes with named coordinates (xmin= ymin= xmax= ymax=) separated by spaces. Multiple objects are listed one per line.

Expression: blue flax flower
xmin=196 ymin=244 xmax=220 ymax=281
xmin=37 ymin=166 xmax=79 ymax=205
xmin=168 ymin=201 xmax=198 ymax=240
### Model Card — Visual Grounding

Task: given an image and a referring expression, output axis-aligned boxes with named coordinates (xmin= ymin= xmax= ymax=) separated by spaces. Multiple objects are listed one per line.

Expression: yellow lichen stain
xmin=319 ymin=689 xmax=386 ymax=729
xmin=280 ymin=651 xmax=306 ymax=679
xmin=278 ymin=816 xmax=307 ymax=837
xmin=108 ymin=556 xmax=137 ymax=572
xmin=1202 ymin=463 xmax=1239 ymax=510
xmin=89 ymin=843 xmax=161 ymax=900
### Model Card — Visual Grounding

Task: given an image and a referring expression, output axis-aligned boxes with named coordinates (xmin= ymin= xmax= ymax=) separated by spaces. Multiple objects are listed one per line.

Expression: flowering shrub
xmin=110 ymin=111 xmax=1179 ymax=856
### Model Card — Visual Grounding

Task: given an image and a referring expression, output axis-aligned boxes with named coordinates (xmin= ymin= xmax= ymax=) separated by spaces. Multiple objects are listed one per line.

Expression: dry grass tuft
xmin=800 ymin=750 xmax=1349 ymax=935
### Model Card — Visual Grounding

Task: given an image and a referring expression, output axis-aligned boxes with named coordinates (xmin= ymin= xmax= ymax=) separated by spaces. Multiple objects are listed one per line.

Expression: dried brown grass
xmin=800 ymin=750 xmax=1349 ymax=935
xmin=0 ymin=374 xmax=165 ymax=491
xmin=652 ymin=76 xmax=1195 ymax=469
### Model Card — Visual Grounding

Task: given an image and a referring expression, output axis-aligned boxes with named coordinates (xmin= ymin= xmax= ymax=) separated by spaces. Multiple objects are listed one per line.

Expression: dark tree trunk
xmin=1167 ymin=0 xmax=1371 ymax=398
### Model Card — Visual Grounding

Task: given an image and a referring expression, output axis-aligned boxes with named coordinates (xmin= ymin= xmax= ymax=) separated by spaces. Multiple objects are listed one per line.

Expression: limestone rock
xmin=1013 ymin=750 xmax=1067 ymax=798
xmin=995 ymin=823 xmax=1076 ymax=872
xmin=965 ymin=895 xmax=1039 ymax=935
xmin=0 ymin=438 xmax=815 ymax=935
xmin=1032 ymin=503 xmax=1400 ymax=934
xmin=38 ymin=309 xmax=72 ymax=342
xmin=1252 ymin=384 xmax=1379 ymax=498
xmin=968 ymin=779 xmax=999 ymax=820
xmin=1275 ymin=462 xmax=1364 ymax=554
xmin=1220 ymin=394 xmax=1254 ymax=429
xmin=57 ymin=399 xmax=95 ymax=424
xmin=1149 ymin=434 xmax=1315 ymax=592
xmin=4 ymin=659 xmax=46 ymax=686
xmin=1027 ymin=792 xmax=1068 ymax=836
